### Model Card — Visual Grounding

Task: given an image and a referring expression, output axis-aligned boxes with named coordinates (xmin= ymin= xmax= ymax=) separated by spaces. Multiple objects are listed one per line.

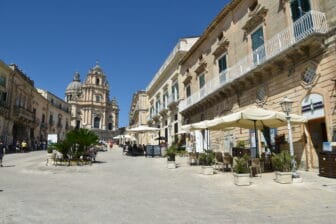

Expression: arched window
xmin=94 ymin=117 xmax=100 ymax=128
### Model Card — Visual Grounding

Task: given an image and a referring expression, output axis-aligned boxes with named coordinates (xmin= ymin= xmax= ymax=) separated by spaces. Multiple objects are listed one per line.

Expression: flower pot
xmin=202 ymin=166 xmax=214 ymax=175
xmin=167 ymin=161 xmax=176 ymax=169
xmin=274 ymin=171 xmax=292 ymax=184
xmin=233 ymin=173 xmax=251 ymax=186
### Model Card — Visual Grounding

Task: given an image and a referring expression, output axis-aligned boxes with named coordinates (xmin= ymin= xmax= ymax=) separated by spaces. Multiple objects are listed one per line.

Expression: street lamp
xmin=280 ymin=96 xmax=299 ymax=177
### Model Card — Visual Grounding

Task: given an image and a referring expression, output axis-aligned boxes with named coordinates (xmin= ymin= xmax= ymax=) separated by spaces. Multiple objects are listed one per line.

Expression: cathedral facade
xmin=65 ymin=64 xmax=119 ymax=139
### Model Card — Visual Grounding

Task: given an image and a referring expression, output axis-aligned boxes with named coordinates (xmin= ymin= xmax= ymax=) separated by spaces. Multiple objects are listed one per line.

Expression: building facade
xmin=0 ymin=61 xmax=70 ymax=149
xmin=128 ymin=91 xmax=149 ymax=144
xmin=65 ymin=64 xmax=119 ymax=140
xmin=37 ymin=89 xmax=71 ymax=142
xmin=178 ymin=0 xmax=336 ymax=170
xmin=129 ymin=91 xmax=149 ymax=128
xmin=146 ymin=37 xmax=198 ymax=146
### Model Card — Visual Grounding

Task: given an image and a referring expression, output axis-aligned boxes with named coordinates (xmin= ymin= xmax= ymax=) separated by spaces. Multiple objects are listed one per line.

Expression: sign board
xmin=47 ymin=134 xmax=58 ymax=144
xmin=323 ymin=142 xmax=332 ymax=152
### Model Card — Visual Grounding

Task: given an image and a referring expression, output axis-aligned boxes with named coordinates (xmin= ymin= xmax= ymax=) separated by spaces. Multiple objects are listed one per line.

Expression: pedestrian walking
xmin=21 ymin=140 xmax=27 ymax=152
xmin=0 ymin=141 xmax=5 ymax=167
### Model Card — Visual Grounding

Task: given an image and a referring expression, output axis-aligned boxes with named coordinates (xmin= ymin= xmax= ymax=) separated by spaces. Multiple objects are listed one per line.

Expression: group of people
xmin=122 ymin=142 xmax=146 ymax=156
xmin=15 ymin=140 xmax=28 ymax=153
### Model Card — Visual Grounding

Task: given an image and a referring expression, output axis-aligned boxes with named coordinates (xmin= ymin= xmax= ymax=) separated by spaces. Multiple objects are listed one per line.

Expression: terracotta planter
xmin=274 ymin=171 xmax=292 ymax=184
xmin=202 ymin=166 xmax=214 ymax=175
xmin=233 ymin=173 xmax=251 ymax=186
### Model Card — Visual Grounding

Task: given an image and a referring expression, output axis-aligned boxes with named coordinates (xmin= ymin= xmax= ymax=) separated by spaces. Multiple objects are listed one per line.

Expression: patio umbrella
xmin=207 ymin=107 xmax=307 ymax=130
xmin=113 ymin=135 xmax=122 ymax=140
xmin=127 ymin=125 xmax=160 ymax=145
xmin=127 ymin=125 xmax=160 ymax=132
xmin=206 ymin=107 xmax=307 ymax=158
xmin=154 ymin=136 xmax=166 ymax=141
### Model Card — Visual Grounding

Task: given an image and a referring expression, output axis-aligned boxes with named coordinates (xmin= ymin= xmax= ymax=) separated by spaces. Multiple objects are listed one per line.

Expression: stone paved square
xmin=1 ymin=148 xmax=336 ymax=224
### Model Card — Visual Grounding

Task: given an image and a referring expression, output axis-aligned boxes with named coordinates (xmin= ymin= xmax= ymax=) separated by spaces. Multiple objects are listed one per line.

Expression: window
xmin=290 ymin=0 xmax=311 ymax=22
xmin=199 ymin=74 xmax=205 ymax=89
xmin=33 ymin=108 xmax=36 ymax=120
xmin=199 ymin=74 xmax=205 ymax=97
xmin=155 ymin=97 xmax=161 ymax=114
xmin=42 ymin=114 xmax=45 ymax=123
xmin=49 ymin=114 xmax=53 ymax=125
xmin=57 ymin=115 xmax=62 ymax=127
xmin=186 ymin=85 xmax=191 ymax=98
xmin=96 ymin=78 xmax=100 ymax=85
xmin=150 ymin=105 xmax=154 ymax=118
xmin=94 ymin=117 xmax=100 ymax=128
xmin=96 ymin=95 xmax=101 ymax=102
xmin=0 ymin=91 xmax=7 ymax=106
xmin=249 ymin=0 xmax=258 ymax=12
xmin=163 ymin=91 xmax=168 ymax=109
xmin=218 ymin=55 xmax=227 ymax=83
xmin=171 ymin=82 xmax=179 ymax=101
xmin=251 ymin=27 xmax=265 ymax=65
xmin=67 ymin=95 xmax=72 ymax=102
xmin=108 ymin=123 xmax=113 ymax=130
xmin=290 ymin=0 xmax=312 ymax=40
xmin=76 ymin=120 xmax=80 ymax=129
xmin=0 ymin=76 xmax=6 ymax=87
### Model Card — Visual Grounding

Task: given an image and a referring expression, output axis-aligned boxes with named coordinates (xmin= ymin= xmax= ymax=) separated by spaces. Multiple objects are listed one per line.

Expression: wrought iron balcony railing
xmin=179 ymin=11 xmax=328 ymax=112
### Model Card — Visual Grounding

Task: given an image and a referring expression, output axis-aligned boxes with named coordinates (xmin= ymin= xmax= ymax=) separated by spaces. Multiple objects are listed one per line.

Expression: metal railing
xmin=167 ymin=94 xmax=179 ymax=106
xmin=179 ymin=11 xmax=328 ymax=112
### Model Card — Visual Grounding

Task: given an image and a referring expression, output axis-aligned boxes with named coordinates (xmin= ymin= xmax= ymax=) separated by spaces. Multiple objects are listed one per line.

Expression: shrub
xmin=198 ymin=150 xmax=215 ymax=166
xmin=165 ymin=145 xmax=177 ymax=161
xmin=271 ymin=150 xmax=292 ymax=172
xmin=233 ymin=154 xmax=250 ymax=174
xmin=47 ymin=144 xmax=55 ymax=153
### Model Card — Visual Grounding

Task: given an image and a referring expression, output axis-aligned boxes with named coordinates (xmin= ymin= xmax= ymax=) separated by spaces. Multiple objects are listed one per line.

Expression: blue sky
xmin=1 ymin=0 xmax=229 ymax=127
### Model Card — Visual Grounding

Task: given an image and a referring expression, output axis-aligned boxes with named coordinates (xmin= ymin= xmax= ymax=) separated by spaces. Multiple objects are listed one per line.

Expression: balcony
xmin=40 ymin=122 xmax=48 ymax=129
xmin=13 ymin=106 xmax=34 ymax=122
xmin=167 ymin=94 xmax=179 ymax=108
xmin=159 ymin=104 xmax=169 ymax=116
xmin=179 ymin=11 xmax=328 ymax=112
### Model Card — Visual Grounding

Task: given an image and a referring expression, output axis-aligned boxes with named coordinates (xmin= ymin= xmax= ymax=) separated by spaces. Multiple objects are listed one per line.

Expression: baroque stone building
xmin=0 ymin=61 xmax=70 ymax=149
xmin=65 ymin=64 xmax=119 ymax=139
xmin=178 ymin=0 xmax=336 ymax=170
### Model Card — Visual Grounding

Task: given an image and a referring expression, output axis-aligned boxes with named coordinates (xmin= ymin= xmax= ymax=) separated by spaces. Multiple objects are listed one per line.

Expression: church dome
xmin=66 ymin=72 xmax=82 ymax=92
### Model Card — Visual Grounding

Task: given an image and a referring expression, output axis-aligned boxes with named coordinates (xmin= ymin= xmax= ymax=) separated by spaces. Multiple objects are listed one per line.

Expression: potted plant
xmin=199 ymin=150 xmax=215 ymax=175
xmin=165 ymin=145 xmax=177 ymax=169
xmin=233 ymin=154 xmax=251 ymax=186
xmin=271 ymin=150 xmax=292 ymax=184
xmin=46 ymin=143 xmax=56 ymax=166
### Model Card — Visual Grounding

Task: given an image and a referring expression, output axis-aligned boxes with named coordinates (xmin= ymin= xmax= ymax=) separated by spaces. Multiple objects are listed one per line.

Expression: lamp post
xmin=280 ymin=96 xmax=298 ymax=177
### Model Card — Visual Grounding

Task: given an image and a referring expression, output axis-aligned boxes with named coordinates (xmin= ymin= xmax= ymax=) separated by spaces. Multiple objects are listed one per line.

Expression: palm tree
xmin=64 ymin=129 xmax=99 ymax=159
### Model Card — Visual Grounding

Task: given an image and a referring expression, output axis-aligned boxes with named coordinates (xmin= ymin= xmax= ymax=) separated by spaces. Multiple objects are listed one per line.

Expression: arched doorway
xmin=302 ymin=93 xmax=327 ymax=168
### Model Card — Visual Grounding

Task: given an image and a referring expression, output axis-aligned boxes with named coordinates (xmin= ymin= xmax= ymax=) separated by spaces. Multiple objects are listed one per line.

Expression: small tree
xmin=233 ymin=154 xmax=250 ymax=174
xmin=198 ymin=150 xmax=215 ymax=166
xmin=271 ymin=150 xmax=292 ymax=172
xmin=165 ymin=145 xmax=178 ymax=161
